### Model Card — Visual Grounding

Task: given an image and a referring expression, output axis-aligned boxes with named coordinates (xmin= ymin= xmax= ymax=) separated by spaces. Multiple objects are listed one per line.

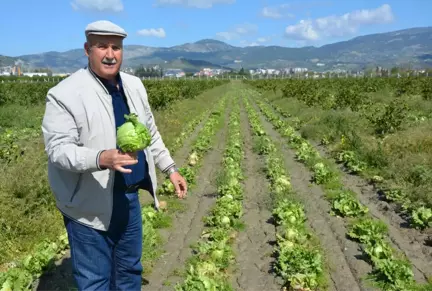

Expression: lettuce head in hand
xmin=117 ymin=113 xmax=152 ymax=152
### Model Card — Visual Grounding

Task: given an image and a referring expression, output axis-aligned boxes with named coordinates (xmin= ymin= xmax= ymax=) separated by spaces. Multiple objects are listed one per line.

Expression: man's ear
xmin=84 ymin=42 xmax=90 ymax=57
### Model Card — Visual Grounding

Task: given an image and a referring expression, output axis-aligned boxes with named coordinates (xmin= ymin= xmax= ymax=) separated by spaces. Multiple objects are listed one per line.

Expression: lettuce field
xmin=0 ymin=77 xmax=431 ymax=291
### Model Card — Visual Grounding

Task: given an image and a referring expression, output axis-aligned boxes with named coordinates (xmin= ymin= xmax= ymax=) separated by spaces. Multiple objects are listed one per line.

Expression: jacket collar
xmin=86 ymin=63 xmax=123 ymax=95
xmin=85 ymin=63 xmax=139 ymax=115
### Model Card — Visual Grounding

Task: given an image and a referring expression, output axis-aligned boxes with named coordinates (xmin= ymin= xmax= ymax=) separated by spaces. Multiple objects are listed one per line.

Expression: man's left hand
xmin=169 ymin=172 xmax=187 ymax=199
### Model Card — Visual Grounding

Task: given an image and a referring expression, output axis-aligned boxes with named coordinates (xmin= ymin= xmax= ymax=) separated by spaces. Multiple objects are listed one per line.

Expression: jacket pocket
xmin=66 ymin=173 xmax=82 ymax=207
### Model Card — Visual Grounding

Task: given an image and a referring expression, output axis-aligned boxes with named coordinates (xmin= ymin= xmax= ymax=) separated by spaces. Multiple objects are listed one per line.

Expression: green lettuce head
xmin=117 ymin=113 xmax=152 ymax=152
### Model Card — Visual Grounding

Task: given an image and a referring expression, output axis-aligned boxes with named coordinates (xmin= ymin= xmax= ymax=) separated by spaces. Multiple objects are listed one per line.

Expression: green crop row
xmin=244 ymin=95 xmax=327 ymax=291
xmin=175 ymin=91 xmax=243 ymax=291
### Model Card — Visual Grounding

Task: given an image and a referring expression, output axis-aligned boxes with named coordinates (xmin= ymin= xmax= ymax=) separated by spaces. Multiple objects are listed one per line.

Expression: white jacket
xmin=41 ymin=67 xmax=175 ymax=231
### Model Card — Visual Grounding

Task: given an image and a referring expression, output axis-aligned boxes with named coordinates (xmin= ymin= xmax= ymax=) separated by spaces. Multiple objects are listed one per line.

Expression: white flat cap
xmin=85 ymin=20 xmax=127 ymax=38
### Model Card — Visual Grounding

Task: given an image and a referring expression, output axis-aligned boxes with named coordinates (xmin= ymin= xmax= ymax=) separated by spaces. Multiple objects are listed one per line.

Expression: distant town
xmin=0 ymin=64 xmax=312 ymax=78
xmin=1 ymin=63 xmax=431 ymax=80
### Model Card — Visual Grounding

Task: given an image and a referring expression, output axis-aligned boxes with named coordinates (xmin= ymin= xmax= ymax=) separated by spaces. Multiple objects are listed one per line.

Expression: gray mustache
xmin=102 ymin=58 xmax=117 ymax=64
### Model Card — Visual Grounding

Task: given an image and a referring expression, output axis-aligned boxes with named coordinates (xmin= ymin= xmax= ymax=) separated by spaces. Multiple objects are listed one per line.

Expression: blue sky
xmin=1 ymin=0 xmax=431 ymax=56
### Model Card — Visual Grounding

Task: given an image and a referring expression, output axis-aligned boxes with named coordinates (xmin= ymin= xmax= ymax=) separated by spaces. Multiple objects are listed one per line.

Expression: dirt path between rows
xmin=231 ymin=104 xmax=282 ymax=291
xmin=251 ymin=100 xmax=374 ymax=291
xmin=315 ymin=143 xmax=432 ymax=282
xmin=144 ymin=107 xmax=231 ymax=291
xmin=32 ymin=107 xmax=219 ymax=291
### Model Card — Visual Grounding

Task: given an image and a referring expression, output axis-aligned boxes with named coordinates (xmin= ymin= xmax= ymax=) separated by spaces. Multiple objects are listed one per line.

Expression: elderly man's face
xmin=84 ymin=34 xmax=123 ymax=81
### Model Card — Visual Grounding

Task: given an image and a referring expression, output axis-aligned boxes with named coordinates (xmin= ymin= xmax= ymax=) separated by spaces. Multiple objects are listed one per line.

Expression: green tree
xmin=391 ymin=67 xmax=399 ymax=75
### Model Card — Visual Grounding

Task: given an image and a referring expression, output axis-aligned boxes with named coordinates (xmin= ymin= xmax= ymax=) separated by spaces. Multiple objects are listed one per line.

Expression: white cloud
xmin=285 ymin=19 xmax=319 ymax=41
xmin=261 ymin=4 xmax=294 ymax=19
xmin=285 ymin=4 xmax=394 ymax=41
xmin=154 ymin=0 xmax=235 ymax=9
xmin=71 ymin=0 xmax=124 ymax=12
xmin=137 ymin=28 xmax=166 ymax=38
xmin=216 ymin=23 xmax=258 ymax=41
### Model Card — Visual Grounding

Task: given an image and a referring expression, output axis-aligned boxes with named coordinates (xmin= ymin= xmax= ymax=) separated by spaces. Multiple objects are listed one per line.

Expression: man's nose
xmin=106 ymin=47 xmax=114 ymax=58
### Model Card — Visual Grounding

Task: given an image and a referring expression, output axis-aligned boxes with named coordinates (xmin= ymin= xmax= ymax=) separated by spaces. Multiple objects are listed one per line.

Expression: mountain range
xmin=1 ymin=26 xmax=432 ymax=73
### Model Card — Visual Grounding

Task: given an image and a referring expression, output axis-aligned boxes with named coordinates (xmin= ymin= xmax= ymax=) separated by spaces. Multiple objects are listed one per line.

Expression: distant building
xmin=23 ymin=72 xmax=48 ymax=77
xmin=192 ymin=67 xmax=230 ymax=77
xmin=293 ymin=67 xmax=308 ymax=73
xmin=164 ymin=69 xmax=185 ymax=78
xmin=121 ymin=67 xmax=135 ymax=74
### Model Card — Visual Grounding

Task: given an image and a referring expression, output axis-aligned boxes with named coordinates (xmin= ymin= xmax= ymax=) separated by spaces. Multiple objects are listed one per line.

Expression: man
xmin=41 ymin=20 xmax=187 ymax=291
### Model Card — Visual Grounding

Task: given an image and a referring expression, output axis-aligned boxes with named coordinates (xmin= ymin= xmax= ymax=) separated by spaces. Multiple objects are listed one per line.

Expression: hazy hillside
xmin=1 ymin=26 xmax=431 ymax=72
xmin=0 ymin=56 xmax=17 ymax=67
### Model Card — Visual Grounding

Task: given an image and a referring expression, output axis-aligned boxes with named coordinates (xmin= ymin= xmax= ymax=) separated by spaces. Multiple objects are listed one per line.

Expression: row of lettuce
xmin=249 ymin=89 xmax=425 ymax=291
xmin=0 ymin=96 xmax=227 ymax=291
xmin=157 ymin=95 xmax=227 ymax=197
xmin=140 ymin=101 xmax=224 ymax=272
xmin=0 ymin=79 xmax=229 ymax=109
xmin=175 ymin=92 xmax=243 ymax=290
xmin=244 ymin=95 xmax=327 ymax=291
xmin=141 ymin=95 xmax=228 ymax=276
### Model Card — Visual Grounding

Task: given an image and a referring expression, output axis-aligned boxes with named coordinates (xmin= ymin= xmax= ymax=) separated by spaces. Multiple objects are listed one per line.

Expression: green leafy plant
xmin=117 ymin=113 xmax=152 ymax=152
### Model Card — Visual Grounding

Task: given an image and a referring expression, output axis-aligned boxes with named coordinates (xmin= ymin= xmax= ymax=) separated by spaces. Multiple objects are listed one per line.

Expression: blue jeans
xmin=63 ymin=191 xmax=143 ymax=291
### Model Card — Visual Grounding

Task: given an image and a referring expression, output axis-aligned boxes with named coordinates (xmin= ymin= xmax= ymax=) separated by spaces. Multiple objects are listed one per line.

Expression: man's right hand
xmin=99 ymin=149 xmax=138 ymax=173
